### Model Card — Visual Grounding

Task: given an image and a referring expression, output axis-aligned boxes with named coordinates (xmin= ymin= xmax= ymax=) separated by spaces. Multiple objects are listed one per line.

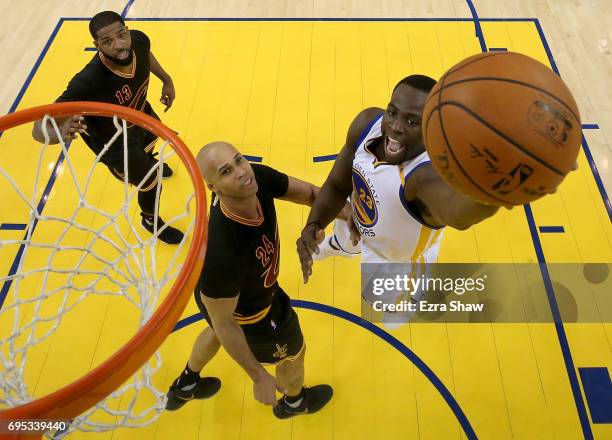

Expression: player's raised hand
xmin=296 ymin=222 xmax=325 ymax=284
xmin=347 ymin=217 xmax=361 ymax=247
xmin=59 ymin=116 xmax=87 ymax=142
xmin=253 ymin=371 xmax=279 ymax=406
xmin=161 ymin=80 xmax=175 ymax=112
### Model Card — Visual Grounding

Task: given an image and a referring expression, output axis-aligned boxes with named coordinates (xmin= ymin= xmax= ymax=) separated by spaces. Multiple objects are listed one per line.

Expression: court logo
xmin=352 ymin=168 xmax=378 ymax=227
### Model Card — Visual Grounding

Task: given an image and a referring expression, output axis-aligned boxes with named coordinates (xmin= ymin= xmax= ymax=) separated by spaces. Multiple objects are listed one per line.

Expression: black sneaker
xmin=273 ymin=385 xmax=333 ymax=419
xmin=162 ymin=163 xmax=173 ymax=179
xmin=165 ymin=377 xmax=221 ymax=411
xmin=141 ymin=215 xmax=184 ymax=245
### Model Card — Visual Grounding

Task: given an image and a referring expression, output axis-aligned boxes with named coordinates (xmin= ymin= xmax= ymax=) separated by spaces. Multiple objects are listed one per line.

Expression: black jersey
xmin=56 ymin=30 xmax=157 ymax=160
xmin=197 ymin=164 xmax=290 ymax=323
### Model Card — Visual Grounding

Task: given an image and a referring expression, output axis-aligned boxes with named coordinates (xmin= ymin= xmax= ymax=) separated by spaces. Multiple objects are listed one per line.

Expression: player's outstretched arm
xmin=202 ymin=294 xmax=285 ymax=405
xmin=404 ymin=163 xmax=500 ymax=230
xmin=296 ymin=107 xmax=382 ymax=283
xmin=32 ymin=116 xmax=87 ymax=145
xmin=149 ymin=51 xmax=175 ymax=112
xmin=279 ymin=176 xmax=352 ymax=221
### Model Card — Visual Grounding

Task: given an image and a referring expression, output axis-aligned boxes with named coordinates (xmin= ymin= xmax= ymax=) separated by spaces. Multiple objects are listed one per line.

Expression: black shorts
xmin=195 ymin=287 xmax=305 ymax=365
xmin=81 ymin=101 xmax=160 ymax=174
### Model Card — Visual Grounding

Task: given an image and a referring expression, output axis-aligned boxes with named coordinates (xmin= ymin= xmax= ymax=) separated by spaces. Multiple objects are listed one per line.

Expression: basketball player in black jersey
xmin=31 ymin=11 xmax=182 ymax=244
xmin=166 ymin=142 xmax=351 ymax=418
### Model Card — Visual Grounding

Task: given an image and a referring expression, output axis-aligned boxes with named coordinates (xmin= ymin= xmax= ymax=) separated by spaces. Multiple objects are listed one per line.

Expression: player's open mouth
xmin=385 ymin=136 xmax=404 ymax=154
xmin=117 ymin=50 xmax=130 ymax=59
xmin=243 ymin=177 xmax=254 ymax=187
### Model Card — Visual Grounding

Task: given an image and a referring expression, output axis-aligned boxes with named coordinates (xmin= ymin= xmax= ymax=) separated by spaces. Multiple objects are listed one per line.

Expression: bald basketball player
xmin=31 ymin=11 xmax=182 ymax=244
xmin=166 ymin=142 xmax=350 ymax=418
xmin=296 ymin=75 xmax=500 ymax=324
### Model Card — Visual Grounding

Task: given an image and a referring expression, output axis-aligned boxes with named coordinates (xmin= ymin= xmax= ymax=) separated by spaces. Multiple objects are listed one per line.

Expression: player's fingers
xmin=299 ymin=254 xmax=313 ymax=279
xmin=299 ymin=256 xmax=312 ymax=284
xmin=297 ymin=237 xmax=313 ymax=257
xmin=304 ymin=235 xmax=320 ymax=255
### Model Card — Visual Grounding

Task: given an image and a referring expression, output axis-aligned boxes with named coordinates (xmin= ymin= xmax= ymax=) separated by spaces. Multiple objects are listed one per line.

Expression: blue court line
xmin=524 ymin=205 xmax=593 ymax=439
xmin=244 ymin=155 xmax=263 ymax=163
xmin=84 ymin=47 xmax=97 ymax=51
xmin=578 ymin=367 xmax=612 ymax=423
xmin=581 ymin=134 xmax=612 ymax=222
xmin=582 ymin=124 xmax=599 ymax=130
xmin=538 ymin=226 xmax=565 ymax=233
xmin=460 ymin=9 xmax=593 ymax=437
xmin=121 ymin=0 xmax=136 ymax=18
xmin=5 ymin=21 xmax=64 ymax=115
xmin=488 ymin=48 xmax=507 ymax=52
xmin=534 ymin=19 xmax=610 ymax=224
xmin=0 ymin=19 xmax=68 ymax=312
xmin=313 ymin=154 xmax=338 ymax=162
xmin=0 ymin=224 xmax=27 ymax=231
xmin=172 ymin=300 xmax=477 ymax=439
xmin=465 ymin=0 xmax=487 ymax=52
xmin=61 ymin=17 xmax=538 ymax=22
xmin=0 ymin=145 xmax=72 ymax=310
xmin=0 ymin=18 xmax=584 ymax=435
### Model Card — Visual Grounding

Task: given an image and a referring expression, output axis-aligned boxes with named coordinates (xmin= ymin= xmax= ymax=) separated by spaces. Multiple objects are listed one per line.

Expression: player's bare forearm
xmin=212 ymin=319 xmax=267 ymax=381
xmin=149 ymin=52 xmax=172 ymax=84
xmin=281 ymin=177 xmax=351 ymax=221
xmin=305 ymin=146 xmax=355 ymax=228
xmin=443 ymin=195 xmax=500 ymax=230
xmin=406 ymin=164 xmax=500 ymax=230
xmin=306 ymin=179 xmax=351 ymax=228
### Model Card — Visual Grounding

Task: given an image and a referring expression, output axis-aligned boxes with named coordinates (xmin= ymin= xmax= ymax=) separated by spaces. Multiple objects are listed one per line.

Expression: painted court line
xmin=172 ymin=301 xmax=478 ymax=440
xmin=534 ymin=18 xmax=611 ymax=224
xmin=2 ymin=17 xmax=600 ymax=438
xmin=0 ymin=224 xmax=28 ymax=231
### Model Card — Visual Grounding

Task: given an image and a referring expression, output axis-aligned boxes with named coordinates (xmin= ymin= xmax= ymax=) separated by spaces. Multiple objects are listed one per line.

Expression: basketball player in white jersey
xmin=296 ymin=75 xmax=500 ymax=324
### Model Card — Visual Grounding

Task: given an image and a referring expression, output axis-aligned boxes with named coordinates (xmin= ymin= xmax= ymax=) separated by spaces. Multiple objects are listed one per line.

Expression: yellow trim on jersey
xmin=234 ymin=304 xmax=272 ymax=325
xmin=220 ymin=199 xmax=264 ymax=226
xmin=144 ymin=138 xmax=157 ymax=153
xmin=98 ymin=51 xmax=137 ymax=78
xmin=410 ymin=226 xmax=433 ymax=263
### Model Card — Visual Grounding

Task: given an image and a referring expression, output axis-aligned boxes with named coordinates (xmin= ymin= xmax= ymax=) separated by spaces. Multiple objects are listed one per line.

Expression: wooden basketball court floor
xmin=0 ymin=2 xmax=611 ymax=439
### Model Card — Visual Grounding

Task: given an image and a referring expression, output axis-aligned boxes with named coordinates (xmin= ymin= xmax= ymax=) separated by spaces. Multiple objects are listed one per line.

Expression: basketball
xmin=422 ymin=52 xmax=581 ymax=206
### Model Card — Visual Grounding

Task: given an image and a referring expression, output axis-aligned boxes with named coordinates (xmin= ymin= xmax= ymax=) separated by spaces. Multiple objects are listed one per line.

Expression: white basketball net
xmin=0 ymin=114 xmax=196 ymax=437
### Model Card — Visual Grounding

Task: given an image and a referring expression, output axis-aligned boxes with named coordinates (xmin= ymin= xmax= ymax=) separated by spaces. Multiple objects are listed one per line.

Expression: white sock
xmin=285 ymin=396 xmax=304 ymax=408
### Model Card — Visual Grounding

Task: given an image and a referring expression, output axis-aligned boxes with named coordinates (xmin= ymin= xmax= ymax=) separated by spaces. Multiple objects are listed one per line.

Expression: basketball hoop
xmin=0 ymin=102 xmax=207 ymax=438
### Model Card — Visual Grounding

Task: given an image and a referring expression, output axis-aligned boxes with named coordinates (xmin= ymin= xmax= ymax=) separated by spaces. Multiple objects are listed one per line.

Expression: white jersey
xmin=350 ymin=113 xmax=443 ymax=263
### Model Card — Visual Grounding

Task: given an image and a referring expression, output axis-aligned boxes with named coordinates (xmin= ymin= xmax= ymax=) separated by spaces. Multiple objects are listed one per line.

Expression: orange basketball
xmin=422 ymin=52 xmax=581 ymax=206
